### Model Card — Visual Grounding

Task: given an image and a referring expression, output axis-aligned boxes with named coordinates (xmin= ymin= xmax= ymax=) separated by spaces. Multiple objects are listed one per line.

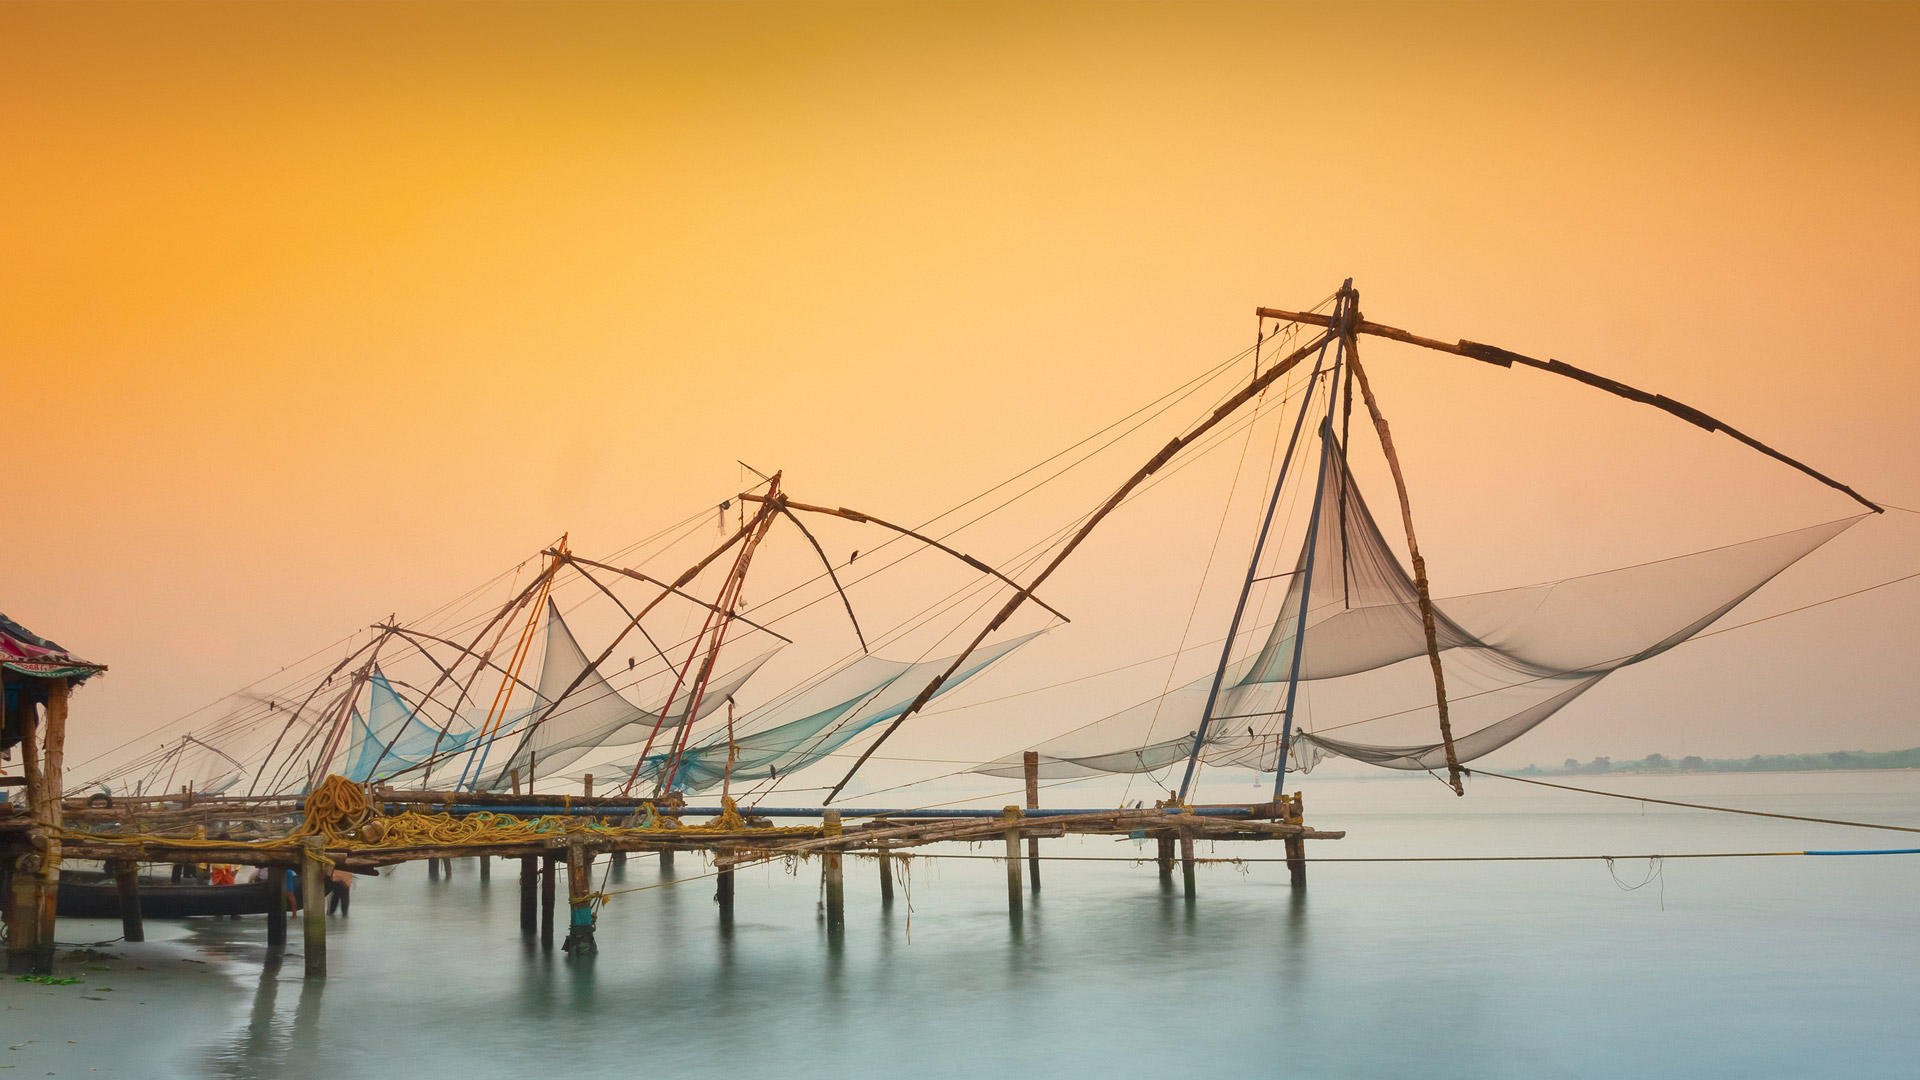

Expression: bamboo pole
xmin=1253 ymin=305 xmax=1881 ymax=514
xmin=822 ymin=809 xmax=844 ymax=937
xmin=825 ymin=331 xmax=1336 ymax=802
xmin=1346 ymin=347 xmax=1463 ymax=794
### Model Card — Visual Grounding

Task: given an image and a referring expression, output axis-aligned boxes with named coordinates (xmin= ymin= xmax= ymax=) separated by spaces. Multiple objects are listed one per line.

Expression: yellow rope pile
xmin=62 ymin=776 xmax=812 ymax=851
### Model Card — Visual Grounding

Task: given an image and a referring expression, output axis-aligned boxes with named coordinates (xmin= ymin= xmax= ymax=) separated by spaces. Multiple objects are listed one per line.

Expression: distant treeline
xmin=1518 ymin=747 xmax=1920 ymax=776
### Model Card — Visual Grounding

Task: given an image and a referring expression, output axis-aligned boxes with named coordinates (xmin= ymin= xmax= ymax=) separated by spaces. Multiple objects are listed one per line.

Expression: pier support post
xmin=299 ymin=839 xmax=326 ymax=978
xmin=110 ymin=859 xmax=145 ymax=942
xmin=822 ymin=809 xmax=844 ymax=938
xmin=659 ymin=847 xmax=674 ymax=871
xmin=480 ymin=856 xmax=490 ymax=883
xmin=1023 ymin=751 xmax=1041 ymax=894
xmin=1179 ymin=827 xmax=1197 ymax=900
xmin=5 ymin=683 xmax=63 ymax=976
xmin=1156 ymin=835 xmax=1175 ymax=882
xmin=429 ymin=857 xmax=440 ymax=881
xmin=1003 ymin=806 xmax=1024 ymax=917
xmin=715 ymin=861 xmax=734 ymax=923
xmin=265 ymin=871 xmax=287 ymax=950
xmin=519 ymin=855 xmax=537 ymax=935
xmin=562 ymin=838 xmax=596 ymax=956
xmin=877 ymin=848 xmax=893 ymax=904
xmin=1284 ymin=792 xmax=1307 ymax=888
xmin=540 ymin=853 xmax=557 ymax=947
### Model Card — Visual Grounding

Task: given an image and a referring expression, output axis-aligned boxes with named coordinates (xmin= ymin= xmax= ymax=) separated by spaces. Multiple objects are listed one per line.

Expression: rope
xmin=1466 ymin=768 xmax=1920 ymax=835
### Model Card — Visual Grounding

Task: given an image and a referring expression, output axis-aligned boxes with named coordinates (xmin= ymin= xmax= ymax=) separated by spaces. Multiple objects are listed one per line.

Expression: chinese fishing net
xmin=977 ymin=431 xmax=1861 ymax=780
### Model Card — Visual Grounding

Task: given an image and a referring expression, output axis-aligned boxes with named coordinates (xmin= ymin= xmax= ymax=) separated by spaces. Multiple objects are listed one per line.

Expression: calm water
xmin=8 ymin=771 xmax=1918 ymax=1078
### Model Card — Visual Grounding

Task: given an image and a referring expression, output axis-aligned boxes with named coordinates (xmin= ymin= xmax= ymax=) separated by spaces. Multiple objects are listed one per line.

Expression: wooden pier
xmin=8 ymin=767 xmax=1341 ymax=978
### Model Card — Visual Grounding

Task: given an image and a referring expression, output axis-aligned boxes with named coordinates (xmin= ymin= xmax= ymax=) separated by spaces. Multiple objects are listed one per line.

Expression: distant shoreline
xmin=1513 ymin=747 xmax=1920 ymax=778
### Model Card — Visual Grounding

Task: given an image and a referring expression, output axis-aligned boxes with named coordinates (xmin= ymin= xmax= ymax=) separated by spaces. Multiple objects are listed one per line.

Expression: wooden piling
xmin=659 ymin=847 xmax=674 ymax=870
xmin=1004 ymin=806 xmax=1024 ymax=917
xmin=519 ymin=855 xmax=537 ymax=934
xmin=715 ymin=862 xmax=735 ymax=921
xmin=582 ymin=774 xmax=593 ymax=799
xmin=5 ymin=682 xmax=61 ymax=975
xmin=877 ymin=848 xmax=894 ymax=904
xmin=1023 ymin=751 xmax=1041 ymax=893
xmin=1179 ymin=827 xmax=1197 ymax=900
xmin=429 ymin=857 xmax=440 ymax=881
xmin=1157 ymin=834 xmax=1175 ymax=881
xmin=299 ymin=839 xmax=326 ymax=978
xmin=562 ymin=838 xmax=596 ymax=956
xmin=1284 ymin=792 xmax=1307 ymax=888
xmin=265 ymin=872 xmax=287 ymax=950
xmin=540 ymin=853 xmax=557 ymax=946
xmin=111 ymin=859 xmax=145 ymax=942
xmin=822 ymin=809 xmax=844 ymax=936
xmin=480 ymin=855 xmax=490 ymax=883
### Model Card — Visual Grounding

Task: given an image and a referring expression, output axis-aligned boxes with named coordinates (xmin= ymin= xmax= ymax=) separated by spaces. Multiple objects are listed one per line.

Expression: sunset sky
xmin=6 ymin=2 xmax=1917 ymax=792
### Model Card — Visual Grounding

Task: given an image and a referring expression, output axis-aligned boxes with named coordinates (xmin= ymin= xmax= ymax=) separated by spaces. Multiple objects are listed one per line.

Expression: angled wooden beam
xmin=823 ymin=329 xmax=1336 ymax=803
xmin=1255 ymin=306 xmax=1880 ymax=514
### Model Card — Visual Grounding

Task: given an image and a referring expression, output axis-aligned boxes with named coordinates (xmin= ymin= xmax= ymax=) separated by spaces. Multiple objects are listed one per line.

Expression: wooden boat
xmin=56 ymin=870 xmax=279 ymax=919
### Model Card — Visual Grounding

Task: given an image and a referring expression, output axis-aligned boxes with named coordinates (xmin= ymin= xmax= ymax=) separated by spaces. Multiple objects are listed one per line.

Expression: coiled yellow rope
xmin=62 ymin=776 xmax=811 ymax=851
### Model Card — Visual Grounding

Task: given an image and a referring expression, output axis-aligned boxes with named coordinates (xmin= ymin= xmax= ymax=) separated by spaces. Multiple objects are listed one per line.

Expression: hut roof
xmin=1 ymin=612 xmax=105 ymax=683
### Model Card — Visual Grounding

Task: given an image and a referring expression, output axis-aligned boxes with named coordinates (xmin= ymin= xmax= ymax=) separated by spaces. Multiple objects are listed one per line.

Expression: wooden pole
xmin=1346 ymin=346 xmax=1463 ymax=794
xmin=111 ymin=859 xmax=145 ymax=942
xmin=519 ymin=855 xmax=537 ymax=935
xmin=299 ymin=838 xmax=326 ymax=978
xmin=659 ymin=846 xmax=674 ymax=870
xmin=877 ymin=849 xmax=893 ymax=904
xmin=1157 ymin=834 xmax=1174 ymax=882
xmin=582 ymin=774 xmax=593 ymax=799
xmin=715 ymin=862 xmax=734 ymax=923
xmin=540 ymin=853 xmax=556 ymax=947
xmin=510 ymin=768 xmax=521 ymax=796
xmin=265 ymin=873 xmax=288 ymax=950
xmin=34 ymin=681 xmax=67 ymax=974
xmin=6 ymin=690 xmax=48 ymax=974
xmin=1284 ymin=792 xmax=1307 ymax=888
xmin=562 ymin=838 xmax=596 ymax=955
xmin=1003 ymin=806 xmax=1024 ymax=917
xmin=1023 ymin=751 xmax=1041 ymax=893
xmin=824 ymin=332 xmax=1335 ymax=803
xmin=1179 ymin=827 xmax=1197 ymax=900
xmin=480 ymin=855 xmax=490 ymax=883
xmin=822 ymin=809 xmax=843 ymax=937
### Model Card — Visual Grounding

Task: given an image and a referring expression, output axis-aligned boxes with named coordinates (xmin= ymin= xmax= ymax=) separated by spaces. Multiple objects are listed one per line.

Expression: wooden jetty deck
xmin=8 ymin=764 xmax=1342 ymax=976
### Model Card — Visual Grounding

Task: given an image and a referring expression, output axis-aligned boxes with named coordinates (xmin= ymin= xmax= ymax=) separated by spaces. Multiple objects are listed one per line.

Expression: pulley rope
xmin=1465 ymin=768 xmax=1920 ymax=835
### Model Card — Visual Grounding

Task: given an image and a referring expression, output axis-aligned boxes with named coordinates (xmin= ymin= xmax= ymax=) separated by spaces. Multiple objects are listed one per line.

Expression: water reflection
xmin=171 ymin=777 xmax=1920 ymax=1080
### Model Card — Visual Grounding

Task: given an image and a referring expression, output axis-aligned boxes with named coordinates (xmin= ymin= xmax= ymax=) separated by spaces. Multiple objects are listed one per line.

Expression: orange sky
xmin=5 ymin=2 xmax=1918 ymax=783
